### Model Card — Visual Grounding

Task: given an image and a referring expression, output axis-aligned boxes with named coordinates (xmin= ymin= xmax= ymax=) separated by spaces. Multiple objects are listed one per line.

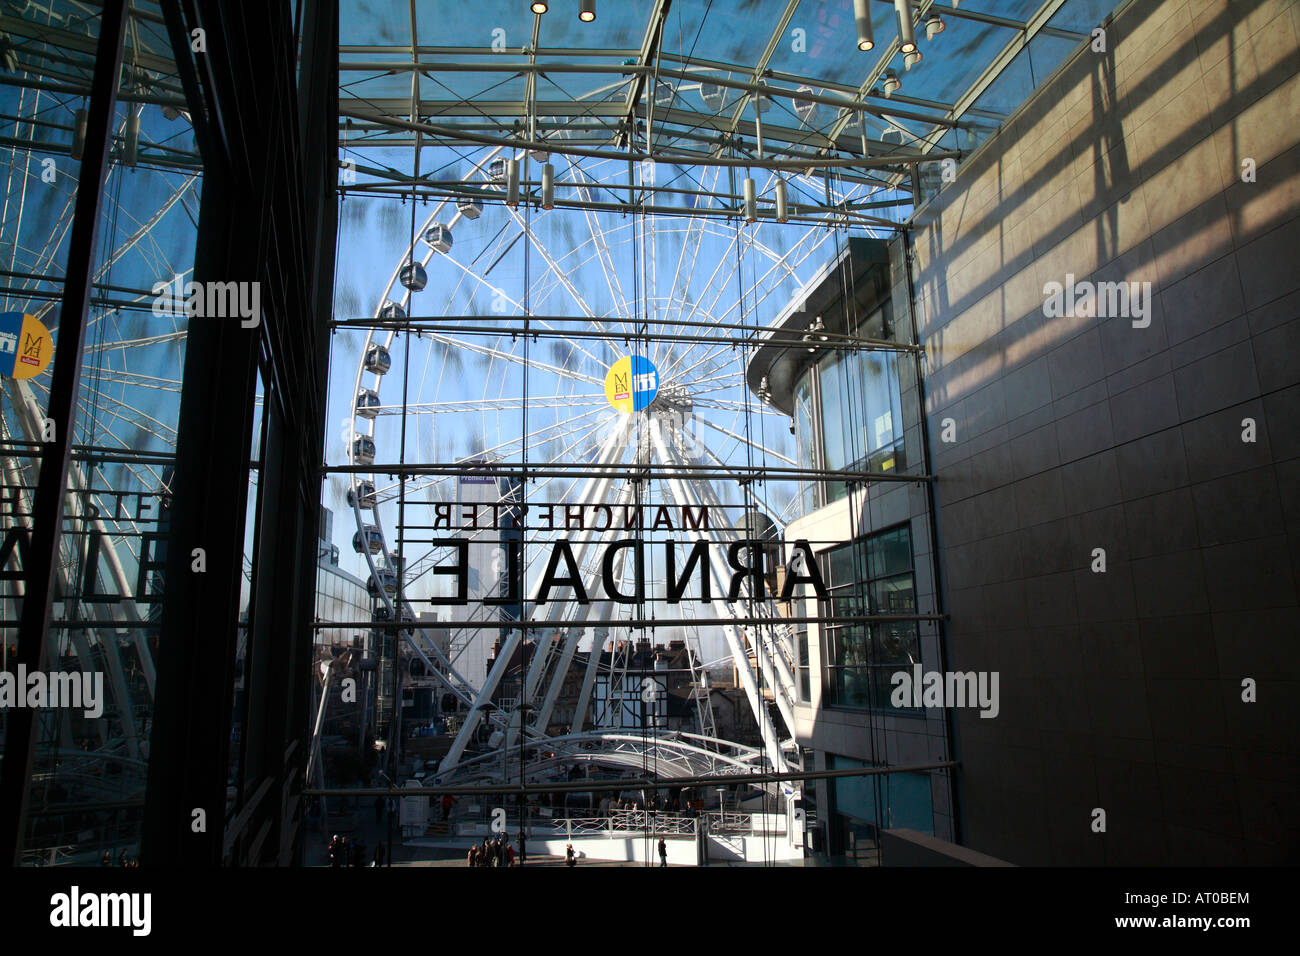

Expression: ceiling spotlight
xmin=853 ymin=0 xmax=874 ymax=51
xmin=894 ymin=0 xmax=917 ymax=54
xmin=743 ymin=177 xmax=757 ymax=224
xmin=882 ymin=69 xmax=901 ymax=97
xmin=579 ymin=0 xmax=595 ymax=21
xmin=540 ymin=163 xmax=555 ymax=209
xmin=926 ymin=13 xmax=945 ymax=40
xmin=123 ymin=108 xmax=140 ymax=166
xmin=530 ymin=1 xmax=547 ymax=13
xmin=904 ymin=49 xmax=923 ymax=70
xmin=505 ymin=158 xmax=521 ymax=207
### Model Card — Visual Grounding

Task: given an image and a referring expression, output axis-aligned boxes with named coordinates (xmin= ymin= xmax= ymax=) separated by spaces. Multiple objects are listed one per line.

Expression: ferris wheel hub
xmin=650 ymin=381 xmax=692 ymax=419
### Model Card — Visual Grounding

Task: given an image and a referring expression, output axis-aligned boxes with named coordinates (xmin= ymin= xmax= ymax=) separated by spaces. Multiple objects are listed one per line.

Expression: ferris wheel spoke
xmin=662 ymin=337 xmax=731 ymax=383
xmin=415 ymin=330 xmax=603 ymax=387
xmin=79 ymin=383 xmax=177 ymax=446
xmin=376 ymin=395 xmax=606 ymax=415
xmin=405 ymin=213 xmax=522 ymax=316
xmin=93 ymin=172 xmax=199 ymax=279
xmin=500 ymin=208 xmax=624 ymax=359
xmin=694 ymin=438 xmax=789 ymax=524
xmin=661 ymin=216 xmax=709 ymax=344
xmin=85 ymin=330 xmax=188 ymax=353
xmin=526 ymin=412 xmax=612 ymax=473
xmin=694 ymin=397 xmax=785 ymax=416
xmin=709 ymin=230 xmax=840 ymax=329
xmin=372 ymin=404 xmax=610 ymax=500
xmin=694 ymin=416 xmax=795 ymax=466
xmin=562 ymin=157 xmax=632 ymax=326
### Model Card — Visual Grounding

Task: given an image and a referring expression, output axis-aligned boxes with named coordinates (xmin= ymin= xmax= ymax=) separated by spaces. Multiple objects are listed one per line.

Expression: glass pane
xmin=868 ymin=525 xmax=911 ymax=579
xmin=793 ymin=370 xmax=816 ymax=515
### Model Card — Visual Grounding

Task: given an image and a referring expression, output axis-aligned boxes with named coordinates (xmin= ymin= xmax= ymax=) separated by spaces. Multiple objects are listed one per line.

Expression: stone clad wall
xmin=911 ymin=0 xmax=1300 ymax=864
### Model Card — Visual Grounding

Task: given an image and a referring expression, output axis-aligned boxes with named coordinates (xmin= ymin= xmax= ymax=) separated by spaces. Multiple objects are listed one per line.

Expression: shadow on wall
xmin=913 ymin=0 xmax=1292 ymax=419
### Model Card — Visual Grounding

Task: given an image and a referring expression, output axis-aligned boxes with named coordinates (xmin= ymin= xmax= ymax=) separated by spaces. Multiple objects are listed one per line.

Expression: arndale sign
xmin=421 ymin=534 xmax=828 ymax=607
xmin=408 ymin=353 xmax=833 ymax=609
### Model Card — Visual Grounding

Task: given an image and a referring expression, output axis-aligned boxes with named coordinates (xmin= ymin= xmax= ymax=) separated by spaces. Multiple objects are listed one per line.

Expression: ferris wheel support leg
xmin=688 ymin=476 xmax=800 ymax=733
xmin=519 ymin=474 xmax=617 ymax=707
xmin=679 ymin=433 xmax=800 ymax=711
xmin=65 ymin=632 xmax=108 ymax=749
xmin=439 ymin=624 xmax=524 ymax=775
xmin=87 ymin=514 xmax=156 ymax=698
xmin=525 ymin=478 xmax=639 ymax=738
xmin=569 ymin=624 xmax=609 ymax=734
xmin=4 ymin=378 xmax=155 ymax=731
xmin=440 ymin=421 xmax=628 ymax=775
xmin=527 ymin=590 xmax=601 ymax=740
xmin=648 ymin=429 xmax=787 ymax=776
xmin=57 ymin=508 xmax=141 ymax=761
xmin=569 ymin=481 xmax=638 ymax=735
xmin=653 ymin=426 xmax=799 ymax=749
xmin=518 ymin=423 xmax=629 ymax=714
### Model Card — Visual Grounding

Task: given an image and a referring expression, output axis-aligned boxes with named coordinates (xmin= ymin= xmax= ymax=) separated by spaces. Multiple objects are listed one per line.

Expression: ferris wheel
xmin=343 ymin=143 xmax=889 ymax=780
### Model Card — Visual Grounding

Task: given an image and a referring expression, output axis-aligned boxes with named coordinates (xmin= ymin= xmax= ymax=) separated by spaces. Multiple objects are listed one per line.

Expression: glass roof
xmin=341 ymin=0 xmax=1114 ymax=207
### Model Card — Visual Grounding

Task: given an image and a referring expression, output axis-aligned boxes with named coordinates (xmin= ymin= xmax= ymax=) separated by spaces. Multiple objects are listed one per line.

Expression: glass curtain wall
xmin=0 ymin=1 xmax=203 ymax=865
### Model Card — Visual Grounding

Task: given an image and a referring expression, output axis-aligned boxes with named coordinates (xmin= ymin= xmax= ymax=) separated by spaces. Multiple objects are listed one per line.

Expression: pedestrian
xmin=373 ymin=842 xmax=386 ymax=867
xmin=658 ymin=838 xmax=667 ymax=867
xmin=506 ymin=843 xmax=515 ymax=867
xmin=517 ymin=830 xmax=527 ymax=866
xmin=467 ymin=845 xmax=477 ymax=867
xmin=565 ymin=843 xmax=576 ymax=867
xmin=100 ymin=851 xmax=112 ymax=867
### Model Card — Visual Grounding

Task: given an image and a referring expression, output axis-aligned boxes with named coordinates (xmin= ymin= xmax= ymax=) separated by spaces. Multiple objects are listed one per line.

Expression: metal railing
xmin=548 ymin=811 xmax=700 ymax=836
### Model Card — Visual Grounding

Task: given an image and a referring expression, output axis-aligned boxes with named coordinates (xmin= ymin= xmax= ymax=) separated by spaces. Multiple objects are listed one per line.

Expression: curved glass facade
xmin=792 ymin=303 xmax=906 ymax=516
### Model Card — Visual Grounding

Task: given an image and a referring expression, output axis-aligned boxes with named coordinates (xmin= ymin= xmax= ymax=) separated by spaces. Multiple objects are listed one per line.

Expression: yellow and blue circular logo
xmin=604 ymin=354 xmax=659 ymax=413
xmin=0 ymin=311 xmax=53 ymax=380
